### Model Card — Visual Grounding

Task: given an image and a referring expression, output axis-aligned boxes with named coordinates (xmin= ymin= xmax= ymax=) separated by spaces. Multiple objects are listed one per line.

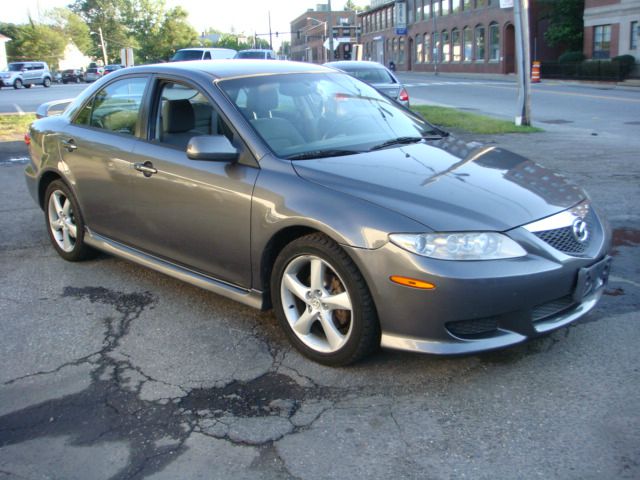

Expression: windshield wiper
xmin=368 ymin=136 xmax=424 ymax=151
xmin=285 ymin=149 xmax=361 ymax=160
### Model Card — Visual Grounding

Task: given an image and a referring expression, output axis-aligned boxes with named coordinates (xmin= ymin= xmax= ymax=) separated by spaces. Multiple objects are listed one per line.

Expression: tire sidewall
xmin=44 ymin=180 xmax=92 ymax=262
xmin=14 ymin=79 xmax=22 ymax=89
xmin=271 ymin=235 xmax=373 ymax=366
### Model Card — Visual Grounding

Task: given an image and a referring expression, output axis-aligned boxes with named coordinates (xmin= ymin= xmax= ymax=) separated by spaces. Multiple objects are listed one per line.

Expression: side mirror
xmin=187 ymin=135 xmax=239 ymax=162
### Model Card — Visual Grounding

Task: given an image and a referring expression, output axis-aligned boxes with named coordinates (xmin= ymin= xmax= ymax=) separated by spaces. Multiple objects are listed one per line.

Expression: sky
xmin=2 ymin=0 xmax=371 ymax=49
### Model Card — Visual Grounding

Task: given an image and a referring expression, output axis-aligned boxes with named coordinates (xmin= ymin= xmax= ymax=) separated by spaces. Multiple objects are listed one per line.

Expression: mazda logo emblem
xmin=572 ymin=218 xmax=589 ymax=243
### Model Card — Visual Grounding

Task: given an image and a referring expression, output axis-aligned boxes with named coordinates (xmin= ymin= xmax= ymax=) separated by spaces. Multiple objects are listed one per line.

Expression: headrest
xmin=246 ymin=84 xmax=278 ymax=117
xmin=163 ymin=99 xmax=195 ymax=133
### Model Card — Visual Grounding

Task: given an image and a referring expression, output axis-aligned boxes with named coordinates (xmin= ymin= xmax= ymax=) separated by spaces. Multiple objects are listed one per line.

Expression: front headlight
xmin=389 ymin=232 xmax=527 ymax=260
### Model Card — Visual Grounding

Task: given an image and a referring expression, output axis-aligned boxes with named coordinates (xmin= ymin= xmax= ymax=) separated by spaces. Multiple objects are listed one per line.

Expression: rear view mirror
xmin=187 ymin=135 xmax=239 ymax=162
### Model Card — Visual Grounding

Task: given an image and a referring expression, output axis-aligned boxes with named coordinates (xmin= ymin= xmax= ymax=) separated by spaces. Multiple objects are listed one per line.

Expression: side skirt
xmin=84 ymin=229 xmax=265 ymax=310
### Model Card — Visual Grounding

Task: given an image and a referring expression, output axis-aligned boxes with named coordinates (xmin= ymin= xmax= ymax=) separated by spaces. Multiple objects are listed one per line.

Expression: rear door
xmin=60 ymin=75 xmax=150 ymax=243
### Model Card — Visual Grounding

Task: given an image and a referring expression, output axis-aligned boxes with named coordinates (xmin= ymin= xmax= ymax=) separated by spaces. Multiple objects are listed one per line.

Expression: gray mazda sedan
xmin=25 ymin=60 xmax=612 ymax=366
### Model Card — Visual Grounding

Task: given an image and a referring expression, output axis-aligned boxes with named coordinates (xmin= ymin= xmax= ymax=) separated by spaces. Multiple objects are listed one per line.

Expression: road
xmin=397 ymin=72 xmax=640 ymax=138
xmin=0 ymin=82 xmax=639 ymax=479
xmin=0 ymin=82 xmax=88 ymax=113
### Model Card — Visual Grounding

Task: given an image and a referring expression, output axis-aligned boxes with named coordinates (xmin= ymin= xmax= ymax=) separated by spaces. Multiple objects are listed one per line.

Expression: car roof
xmin=116 ymin=60 xmax=331 ymax=80
xmin=324 ymin=61 xmax=388 ymax=71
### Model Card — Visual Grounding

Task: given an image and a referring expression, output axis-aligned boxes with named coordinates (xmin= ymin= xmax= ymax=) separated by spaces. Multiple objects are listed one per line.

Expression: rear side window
xmin=74 ymin=77 xmax=148 ymax=135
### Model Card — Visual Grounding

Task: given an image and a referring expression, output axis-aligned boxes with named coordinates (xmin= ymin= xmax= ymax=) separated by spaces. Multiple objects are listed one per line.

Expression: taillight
xmin=24 ymin=132 xmax=31 ymax=145
xmin=399 ymin=88 xmax=409 ymax=103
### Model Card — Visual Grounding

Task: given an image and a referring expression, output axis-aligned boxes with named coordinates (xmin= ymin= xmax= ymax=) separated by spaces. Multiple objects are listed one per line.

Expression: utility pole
xmin=98 ymin=27 xmax=108 ymax=66
xmin=268 ymin=11 xmax=273 ymax=50
xmin=513 ymin=0 xmax=532 ymax=126
xmin=327 ymin=0 xmax=334 ymax=61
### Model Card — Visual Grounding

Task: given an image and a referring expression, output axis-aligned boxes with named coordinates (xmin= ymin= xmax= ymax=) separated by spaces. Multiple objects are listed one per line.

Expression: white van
xmin=170 ymin=48 xmax=237 ymax=62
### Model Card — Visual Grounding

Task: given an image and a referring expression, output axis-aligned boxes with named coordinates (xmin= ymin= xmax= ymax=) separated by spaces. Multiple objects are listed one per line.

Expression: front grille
xmin=532 ymin=295 xmax=575 ymax=322
xmin=446 ymin=317 xmax=498 ymax=338
xmin=533 ymin=209 xmax=596 ymax=255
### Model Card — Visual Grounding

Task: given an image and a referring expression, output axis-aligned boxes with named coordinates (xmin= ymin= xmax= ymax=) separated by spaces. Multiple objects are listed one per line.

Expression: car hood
xmin=292 ymin=137 xmax=584 ymax=232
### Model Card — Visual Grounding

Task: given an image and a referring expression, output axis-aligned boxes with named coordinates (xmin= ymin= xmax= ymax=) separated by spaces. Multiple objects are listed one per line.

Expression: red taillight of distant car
xmin=24 ymin=133 xmax=31 ymax=145
xmin=399 ymin=88 xmax=409 ymax=103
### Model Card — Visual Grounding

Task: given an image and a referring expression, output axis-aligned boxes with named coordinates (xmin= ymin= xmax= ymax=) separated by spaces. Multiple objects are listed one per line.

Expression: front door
xmin=124 ymin=81 xmax=259 ymax=287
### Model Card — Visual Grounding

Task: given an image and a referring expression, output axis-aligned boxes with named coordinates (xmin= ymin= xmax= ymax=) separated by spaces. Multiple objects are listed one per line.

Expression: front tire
xmin=13 ymin=79 xmax=22 ymax=89
xmin=44 ymin=180 xmax=97 ymax=262
xmin=271 ymin=233 xmax=380 ymax=366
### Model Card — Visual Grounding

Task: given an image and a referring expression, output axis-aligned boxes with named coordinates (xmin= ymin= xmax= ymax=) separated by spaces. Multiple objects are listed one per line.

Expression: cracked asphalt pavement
xmin=1 ymin=129 xmax=639 ymax=479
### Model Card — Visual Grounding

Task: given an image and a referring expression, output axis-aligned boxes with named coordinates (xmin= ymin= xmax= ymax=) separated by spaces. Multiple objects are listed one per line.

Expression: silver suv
xmin=0 ymin=62 xmax=52 ymax=89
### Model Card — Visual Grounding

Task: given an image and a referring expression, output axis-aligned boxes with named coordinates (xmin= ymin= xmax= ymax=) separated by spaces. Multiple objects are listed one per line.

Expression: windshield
xmin=8 ymin=63 xmax=25 ymax=72
xmin=171 ymin=50 xmax=202 ymax=61
xmin=219 ymin=72 xmax=441 ymax=159
xmin=235 ymin=51 xmax=267 ymax=59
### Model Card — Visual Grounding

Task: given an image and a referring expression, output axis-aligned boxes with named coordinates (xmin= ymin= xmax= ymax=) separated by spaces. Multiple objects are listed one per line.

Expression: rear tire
xmin=44 ymin=180 xmax=97 ymax=262
xmin=24 ymin=83 xmax=32 ymax=89
xmin=43 ymin=77 xmax=51 ymax=88
xmin=271 ymin=233 xmax=380 ymax=366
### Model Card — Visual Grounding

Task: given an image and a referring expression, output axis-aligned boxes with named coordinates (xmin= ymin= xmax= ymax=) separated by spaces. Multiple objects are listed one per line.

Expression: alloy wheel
xmin=47 ymin=190 xmax=78 ymax=253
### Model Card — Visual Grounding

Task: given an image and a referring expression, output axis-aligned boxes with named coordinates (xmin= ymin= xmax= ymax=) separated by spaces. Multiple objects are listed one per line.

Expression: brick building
xmin=357 ymin=0 xmax=561 ymax=73
xmin=583 ymin=0 xmax=640 ymax=61
xmin=290 ymin=6 xmax=358 ymax=63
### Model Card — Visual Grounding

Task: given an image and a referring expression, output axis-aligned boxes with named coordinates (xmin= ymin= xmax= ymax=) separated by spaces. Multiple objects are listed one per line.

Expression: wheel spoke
xmin=283 ymin=273 xmax=309 ymax=301
xmin=323 ymin=291 xmax=352 ymax=311
xmin=292 ymin=309 xmax=318 ymax=336
xmin=319 ymin=312 xmax=346 ymax=350
xmin=52 ymin=193 xmax=64 ymax=214
xmin=310 ymin=258 xmax=326 ymax=292
xmin=62 ymin=198 xmax=72 ymax=216
xmin=62 ymin=229 xmax=73 ymax=251
xmin=67 ymin=222 xmax=77 ymax=238
xmin=49 ymin=218 xmax=63 ymax=231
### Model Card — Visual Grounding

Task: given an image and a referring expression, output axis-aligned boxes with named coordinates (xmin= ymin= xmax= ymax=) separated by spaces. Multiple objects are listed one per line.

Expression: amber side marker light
xmin=390 ymin=276 xmax=436 ymax=290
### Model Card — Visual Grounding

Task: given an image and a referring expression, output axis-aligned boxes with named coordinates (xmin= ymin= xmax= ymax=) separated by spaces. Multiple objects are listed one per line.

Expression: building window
xmin=452 ymin=28 xmax=461 ymax=61
xmin=408 ymin=0 xmax=415 ymax=24
xmin=631 ymin=21 xmax=638 ymax=50
xmin=489 ymin=22 xmax=500 ymax=61
xmin=399 ymin=36 xmax=406 ymax=64
xmin=424 ymin=1 xmax=431 ymax=19
xmin=441 ymin=30 xmax=450 ymax=62
xmin=463 ymin=26 xmax=473 ymax=61
xmin=417 ymin=0 xmax=423 ymax=21
xmin=424 ymin=34 xmax=431 ymax=62
xmin=416 ymin=34 xmax=423 ymax=63
xmin=434 ymin=0 xmax=440 ymax=16
xmin=464 ymin=0 xmax=472 ymax=10
xmin=452 ymin=0 xmax=461 ymax=14
xmin=442 ymin=0 xmax=450 ymax=16
xmin=593 ymin=25 xmax=612 ymax=59
xmin=475 ymin=25 xmax=485 ymax=61
xmin=433 ymin=31 xmax=440 ymax=63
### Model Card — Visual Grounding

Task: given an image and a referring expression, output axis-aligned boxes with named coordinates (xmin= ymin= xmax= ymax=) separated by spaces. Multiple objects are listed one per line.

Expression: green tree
xmin=47 ymin=8 xmax=92 ymax=54
xmin=539 ymin=0 xmax=585 ymax=52
xmin=278 ymin=40 xmax=291 ymax=58
xmin=343 ymin=0 xmax=364 ymax=12
xmin=0 ymin=20 xmax=66 ymax=66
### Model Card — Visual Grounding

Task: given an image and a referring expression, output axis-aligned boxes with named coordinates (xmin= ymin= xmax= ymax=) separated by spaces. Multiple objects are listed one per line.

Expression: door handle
xmin=61 ymin=138 xmax=77 ymax=152
xmin=134 ymin=161 xmax=158 ymax=177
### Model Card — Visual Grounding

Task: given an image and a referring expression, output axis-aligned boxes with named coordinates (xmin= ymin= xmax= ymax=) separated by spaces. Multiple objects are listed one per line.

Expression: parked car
xmin=170 ymin=48 xmax=237 ymax=62
xmin=0 ymin=61 xmax=52 ymax=89
xmin=234 ymin=49 xmax=276 ymax=60
xmin=25 ymin=61 xmax=611 ymax=366
xmin=84 ymin=66 xmax=104 ymax=82
xmin=103 ymin=64 xmax=124 ymax=75
xmin=325 ymin=60 xmax=410 ymax=107
xmin=61 ymin=69 xmax=85 ymax=83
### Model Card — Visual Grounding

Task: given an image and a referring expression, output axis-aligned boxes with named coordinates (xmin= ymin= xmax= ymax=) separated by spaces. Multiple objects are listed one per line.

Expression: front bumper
xmin=344 ymin=214 xmax=611 ymax=355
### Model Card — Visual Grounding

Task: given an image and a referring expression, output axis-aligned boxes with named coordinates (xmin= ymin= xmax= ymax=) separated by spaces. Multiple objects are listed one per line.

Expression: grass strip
xmin=412 ymin=105 xmax=542 ymax=134
xmin=0 ymin=113 xmax=37 ymax=141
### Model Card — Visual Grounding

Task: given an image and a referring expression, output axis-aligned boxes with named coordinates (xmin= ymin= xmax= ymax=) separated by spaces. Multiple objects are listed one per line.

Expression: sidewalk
xmin=395 ymin=70 xmax=640 ymax=91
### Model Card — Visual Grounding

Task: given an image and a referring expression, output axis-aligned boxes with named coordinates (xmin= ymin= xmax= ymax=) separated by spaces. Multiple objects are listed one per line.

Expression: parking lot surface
xmin=0 ymin=118 xmax=639 ymax=478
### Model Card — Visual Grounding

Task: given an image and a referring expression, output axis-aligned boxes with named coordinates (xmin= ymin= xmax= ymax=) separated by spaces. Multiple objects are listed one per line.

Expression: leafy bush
xmin=612 ymin=55 xmax=637 ymax=77
xmin=579 ymin=60 xmax=621 ymax=80
xmin=558 ymin=51 xmax=586 ymax=63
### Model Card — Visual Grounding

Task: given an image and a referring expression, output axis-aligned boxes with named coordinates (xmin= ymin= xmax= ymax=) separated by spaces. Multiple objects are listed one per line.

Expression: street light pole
xmin=513 ymin=0 xmax=532 ymax=126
